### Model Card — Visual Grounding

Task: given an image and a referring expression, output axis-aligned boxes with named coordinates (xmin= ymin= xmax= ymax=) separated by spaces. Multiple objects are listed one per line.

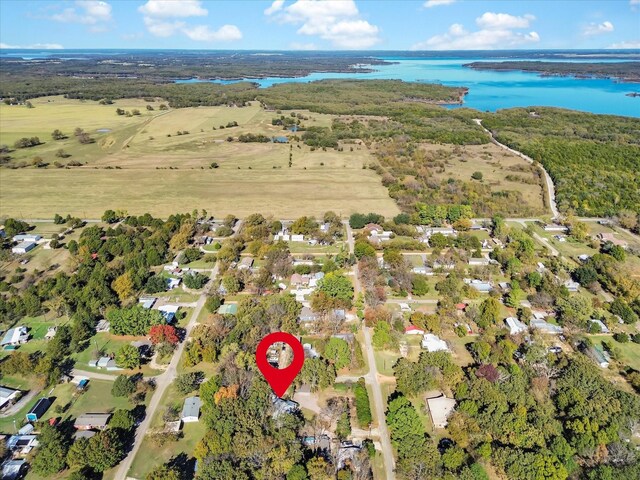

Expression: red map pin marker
xmin=256 ymin=332 xmax=304 ymax=397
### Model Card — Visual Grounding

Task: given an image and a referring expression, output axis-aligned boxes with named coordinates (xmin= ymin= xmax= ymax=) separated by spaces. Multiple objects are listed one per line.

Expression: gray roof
xmin=0 ymin=386 xmax=19 ymax=398
xmin=2 ymin=459 xmax=26 ymax=480
xmin=74 ymin=413 xmax=111 ymax=428
xmin=74 ymin=430 xmax=97 ymax=440
xmin=181 ymin=396 xmax=201 ymax=419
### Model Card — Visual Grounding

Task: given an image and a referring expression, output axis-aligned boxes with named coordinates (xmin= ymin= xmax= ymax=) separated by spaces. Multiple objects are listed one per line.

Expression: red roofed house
xmin=405 ymin=326 xmax=425 ymax=335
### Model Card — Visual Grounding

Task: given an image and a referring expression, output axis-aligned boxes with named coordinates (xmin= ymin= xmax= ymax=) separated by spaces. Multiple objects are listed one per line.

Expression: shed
xmin=181 ymin=396 xmax=201 ymax=422
xmin=12 ymin=241 xmax=36 ymax=254
xmin=26 ymin=397 xmax=51 ymax=422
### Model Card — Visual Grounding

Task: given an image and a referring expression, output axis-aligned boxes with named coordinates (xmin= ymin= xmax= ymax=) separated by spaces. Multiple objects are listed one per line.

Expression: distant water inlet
xmin=96 ymin=128 xmax=112 ymax=133
xmin=176 ymin=57 xmax=640 ymax=117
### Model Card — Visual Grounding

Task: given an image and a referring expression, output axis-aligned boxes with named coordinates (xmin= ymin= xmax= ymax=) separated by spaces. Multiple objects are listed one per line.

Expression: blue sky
xmin=0 ymin=0 xmax=638 ymax=50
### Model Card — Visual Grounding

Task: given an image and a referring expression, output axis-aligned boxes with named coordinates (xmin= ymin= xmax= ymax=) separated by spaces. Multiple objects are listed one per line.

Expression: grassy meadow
xmin=0 ymin=97 xmax=398 ymax=218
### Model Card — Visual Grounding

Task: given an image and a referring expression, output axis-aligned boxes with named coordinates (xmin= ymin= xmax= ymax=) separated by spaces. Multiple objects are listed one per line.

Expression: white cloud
xmin=0 ymin=42 xmax=64 ymax=49
xmin=138 ymin=0 xmax=242 ymax=42
xmin=413 ymin=11 xmax=539 ymax=50
xmin=424 ymin=0 xmax=456 ymax=7
xmin=476 ymin=12 xmax=535 ymax=30
xmin=51 ymin=0 xmax=112 ymax=25
xmin=583 ymin=21 xmax=614 ymax=36
xmin=138 ymin=0 xmax=207 ymax=18
xmin=608 ymin=40 xmax=640 ymax=48
xmin=143 ymin=17 xmax=185 ymax=37
xmin=184 ymin=24 xmax=242 ymax=42
xmin=267 ymin=0 xmax=380 ymax=49
xmin=265 ymin=0 xmax=285 ymax=15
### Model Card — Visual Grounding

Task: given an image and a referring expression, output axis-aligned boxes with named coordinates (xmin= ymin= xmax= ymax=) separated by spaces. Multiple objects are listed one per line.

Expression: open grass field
xmin=590 ymin=335 xmax=640 ymax=372
xmin=1 ymin=97 xmax=398 ymax=218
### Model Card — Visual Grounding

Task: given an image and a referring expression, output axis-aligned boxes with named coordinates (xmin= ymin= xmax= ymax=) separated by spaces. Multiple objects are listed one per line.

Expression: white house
xmin=543 ymin=224 xmax=568 ymax=233
xmin=468 ymin=256 xmax=490 ymax=266
xmin=564 ymin=280 xmax=580 ymax=292
xmin=290 ymin=234 xmax=305 ymax=242
xmin=181 ymin=396 xmax=201 ymax=422
xmin=530 ymin=318 xmax=563 ymax=334
xmin=399 ymin=303 xmax=412 ymax=313
xmin=589 ymin=319 xmax=610 ymax=334
xmin=12 ymin=242 xmax=36 ymax=254
xmin=426 ymin=393 xmax=457 ymax=429
xmin=464 ymin=279 xmax=493 ymax=293
xmin=166 ymin=277 xmax=181 ymax=290
xmin=1 ymin=327 xmax=29 ymax=347
xmin=505 ymin=317 xmax=527 ymax=335
xmin=421 ymin=334 xmax=449 ymax=352
xmin=0 ymin=386 xmax=20 ymax=409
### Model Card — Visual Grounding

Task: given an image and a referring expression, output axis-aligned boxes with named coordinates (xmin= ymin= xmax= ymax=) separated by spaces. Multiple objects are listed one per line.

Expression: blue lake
xmin=177 ymin=57 xmax=640 ymax=117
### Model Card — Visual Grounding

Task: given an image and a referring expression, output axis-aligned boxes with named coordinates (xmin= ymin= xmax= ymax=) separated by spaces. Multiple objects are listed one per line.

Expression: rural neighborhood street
xmin=345 ymin=222 xmax=396 ymax=480
xmin=118 ymin=220 xmax=242 ymax=478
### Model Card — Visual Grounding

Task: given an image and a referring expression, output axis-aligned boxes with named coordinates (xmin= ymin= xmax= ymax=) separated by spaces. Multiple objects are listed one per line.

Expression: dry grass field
xmin=0 ymin=98 xmax=398 ymax=218
xmin=422 ymin=142 xmax=546 ymax=214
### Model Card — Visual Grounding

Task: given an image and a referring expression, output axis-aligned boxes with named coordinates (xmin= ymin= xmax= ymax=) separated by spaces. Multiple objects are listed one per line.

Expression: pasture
xmin=0 ymin=97 xmax=398 ymax=218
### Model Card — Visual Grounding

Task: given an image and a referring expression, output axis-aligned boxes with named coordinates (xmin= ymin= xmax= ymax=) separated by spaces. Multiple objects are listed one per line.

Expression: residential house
xmin=12 ymin=241 xmax=36 ymax=254
xmin=26 ymin=397 xmax=51 ymax=422
xmin=464 ymin=279 xmax=493 ymax=293
xmin=399 ymin=303 xmax=412 ymax=313
xmin=405 ymin=326 xmax=425 ymax=335
xmin=181 ymin=396 xmax=201 ymax=422
xmin=363 ymin=223 xmax=383 ymax=233
xmin=0 ymin=386 xmax=20 ymax=409
xmin=412 ymin=265 xmax=433 ymax=275
xmin=426 ymin=393 xmax=457 ymax=429
xmin=158 ymin=304 xmax=179 ymax=323
xmin=2 ymin=459 xmax=27 ymax=480
xmin=74 ymin=413 xmax=111 ymax=430
xmin=564 ymin=280 xmax=580 ymax=292
xmin=308 ymin=271 xmax=325 ymax=288
xmin=530 ymin=318 xmax=563 ymax=334
xmin=166 ymin=277 xmax=181 ymax=290
xmin=290 ymin=234 xmax=305 ymax=242
xmin=139 ymin=296 xmax=157 ymax=309
xmin=468 ymin=256 xmax=490 ymax=266
xmin=272 ymin=396 xmax=299 ymax=418
xmin=587 ymin=345 xmax=610 ymax=368
xmin=589 ymin=319 xmax=610 ymax=334
xmin=131 ymin=340 xmax=153 ymax=357
xmin=95 ymin=356 xmax=118 ymax=370
xmin=95 ymin=320 xmax=110 ymax=332
xmin=7 ymin=435 xmax=39 ymax=455
xmin=421 ymin=334 xmax=449 ymax=352
xmin=543 ymin=224 xmax=568 ymax=232
xmin=505 ymin=317 xmax=528 ymax=335
xmin=1 ymin=327 xmax=29 ymax=347
xmin=299 ymin=306 xmax=318 ymax=323
xmin=44 ymin=326 xmax=57 ymax=340
xmin=425 ymin=227 xmax=456 ymax=237
xmin=238 ymin=257 xmax=254 ymax=270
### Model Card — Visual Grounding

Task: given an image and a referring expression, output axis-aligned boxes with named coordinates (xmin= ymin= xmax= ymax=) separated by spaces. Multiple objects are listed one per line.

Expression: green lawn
xmin=590 ymin=335 xmax=640 ymax=371
xmin=127 ymin=383 xmax=205 ymax=479
xmin=287 ymin=241 xmax=345 ymax=255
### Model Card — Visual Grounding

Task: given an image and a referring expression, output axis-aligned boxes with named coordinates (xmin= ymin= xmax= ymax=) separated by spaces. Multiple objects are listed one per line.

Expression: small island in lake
xmin=464 ymin=61 xmax=640 ymax=84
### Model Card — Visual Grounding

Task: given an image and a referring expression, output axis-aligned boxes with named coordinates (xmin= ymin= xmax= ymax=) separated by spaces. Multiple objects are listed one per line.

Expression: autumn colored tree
xmin=214 ymin=384 xmax=239 ymax=404
xmin=112 ymin=271 xmax=134 ymax=302
xmin=149 ymin=325 xmax=179 ymax=345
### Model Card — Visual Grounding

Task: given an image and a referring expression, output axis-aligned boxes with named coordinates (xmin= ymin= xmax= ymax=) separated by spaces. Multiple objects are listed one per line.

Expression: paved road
xmin=116 ymin=220 xmax=242 ymax=479
xmin=345 ymin=222 xmax=395 ymax=480
xmin=0 ymin=390 xmax=38 ymax=418
xmin=474 ymin=119 xmax=560 ymax=219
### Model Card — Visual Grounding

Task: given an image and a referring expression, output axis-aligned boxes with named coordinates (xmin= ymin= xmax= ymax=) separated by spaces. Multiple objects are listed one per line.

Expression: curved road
xmin=474 ymin=119 xmax=559 ymax=219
